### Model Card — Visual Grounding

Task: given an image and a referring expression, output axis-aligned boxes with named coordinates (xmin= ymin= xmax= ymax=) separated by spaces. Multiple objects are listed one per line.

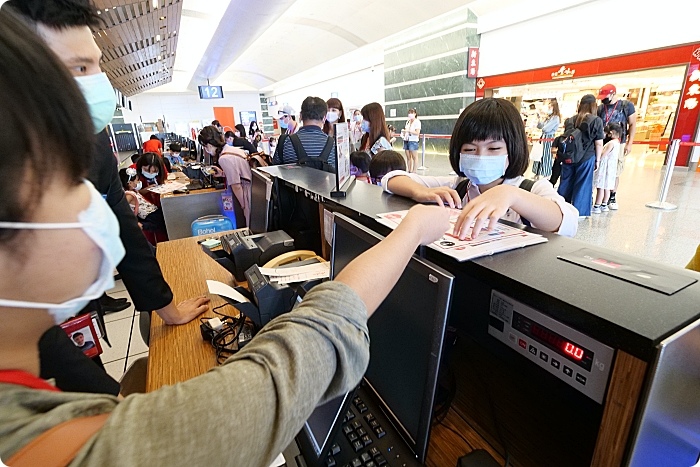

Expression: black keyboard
xmin=323 ymin=386 xmax=420 ymax=467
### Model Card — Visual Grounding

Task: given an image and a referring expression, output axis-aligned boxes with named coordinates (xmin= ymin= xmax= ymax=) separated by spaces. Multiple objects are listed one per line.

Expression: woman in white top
xmin=382 ymin=98 xmax=578 ymax=238
xmin=402 ymin=108 xmax=421 ymax=173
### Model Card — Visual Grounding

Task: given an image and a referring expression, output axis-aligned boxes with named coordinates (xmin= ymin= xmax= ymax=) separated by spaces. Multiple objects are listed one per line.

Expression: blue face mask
xmin=142 ymin=169 xmax=158 ymax=180
xmin=279 ymin=117 xmax=289 ymax=129
xmin=0 ymin=181 xmax=125 ymax=324
xmin=458 ymin=153 xmax=509 ymax=185
xmin=74 ymin=73 xmax=117 ymax=133
xmin=361 ymin=120 xmax=370 ymax=133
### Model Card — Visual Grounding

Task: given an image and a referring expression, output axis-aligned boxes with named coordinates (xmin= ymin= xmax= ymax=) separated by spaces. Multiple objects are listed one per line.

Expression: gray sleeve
xmin=73 ymin=281 xmax=369 ymax=467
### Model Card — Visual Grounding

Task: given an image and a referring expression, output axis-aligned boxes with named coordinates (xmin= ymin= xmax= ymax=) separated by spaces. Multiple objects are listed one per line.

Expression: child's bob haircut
xmin=448 ymin=98 xmax=530 ymax=179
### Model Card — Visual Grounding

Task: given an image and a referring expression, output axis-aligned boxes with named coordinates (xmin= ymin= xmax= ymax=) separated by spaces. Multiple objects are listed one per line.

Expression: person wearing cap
xmin=596 ymin=84 xmax=636 ymax=210
xmin=277 ymin=104 xmax=299 ymax=135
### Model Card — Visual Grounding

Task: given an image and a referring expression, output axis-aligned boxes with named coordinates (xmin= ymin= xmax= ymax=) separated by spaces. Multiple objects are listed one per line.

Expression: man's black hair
xmin=169 ymin=142 xmax=181 ymax=152
xmin=130 ymin=153 xmax=141 ymax=163
xmin=224 ymin=130 xmax=235 ymax=139
xmin=3 ymin=0 xmax=101 ymax=29
xmin=300 ymin=96 xmax=328 ymax=122
xmin=72 ymin=332 xmax=84 ymax=339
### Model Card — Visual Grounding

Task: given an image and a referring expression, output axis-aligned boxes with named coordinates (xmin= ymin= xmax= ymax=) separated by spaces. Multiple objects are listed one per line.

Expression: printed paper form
xmin=258 ymin=262 xmax=330 ymax=284
xmin=206 ymin=280 xmax=250 ymax=303
xmin=376 ymin=209 xmax=547 ymax=262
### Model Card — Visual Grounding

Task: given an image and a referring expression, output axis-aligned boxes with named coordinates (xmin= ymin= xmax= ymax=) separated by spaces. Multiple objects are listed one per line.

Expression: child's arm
xmin=454 ymin=182 xmax=578 ymax=239
xmin=384 ymin=172 xmax=462 ymax=208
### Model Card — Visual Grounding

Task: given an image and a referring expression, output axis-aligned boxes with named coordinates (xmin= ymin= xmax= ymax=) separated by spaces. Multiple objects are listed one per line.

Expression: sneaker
xmin=591 ymin=205 xmax=601 ymax=214
xmin=601 ymin=204 xmax=609 ymax=212
xmin=608 ymin=201 xmax=618 ymax=210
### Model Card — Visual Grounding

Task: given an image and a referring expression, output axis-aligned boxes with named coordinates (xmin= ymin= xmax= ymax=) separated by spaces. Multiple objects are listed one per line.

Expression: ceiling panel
xmin=92 ymin=0 xmax=183 ymax=96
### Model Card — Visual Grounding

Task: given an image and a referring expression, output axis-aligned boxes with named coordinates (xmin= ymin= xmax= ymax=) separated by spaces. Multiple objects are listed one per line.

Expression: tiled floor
xmin=102 ymin=144 xmax=700 ymax=383
xmin=101 ymin=280 xmax=149 ymax=382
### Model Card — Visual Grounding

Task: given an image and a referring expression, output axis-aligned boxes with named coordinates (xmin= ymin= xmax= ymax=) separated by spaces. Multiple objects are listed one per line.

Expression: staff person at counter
xmin=0 ymin=16 xmax=451 ymax=464
xmin=3 ymin=0 xmax=210 ymax=398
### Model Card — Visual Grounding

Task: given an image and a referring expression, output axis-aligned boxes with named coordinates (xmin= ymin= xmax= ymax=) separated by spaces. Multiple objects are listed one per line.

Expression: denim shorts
xmin=403 ymin=140 xmax=419 ymax=151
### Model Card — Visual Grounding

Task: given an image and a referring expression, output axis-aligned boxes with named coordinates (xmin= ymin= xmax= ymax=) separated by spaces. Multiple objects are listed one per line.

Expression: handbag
xmin=529 ymin=140 xmax=544 ymax=162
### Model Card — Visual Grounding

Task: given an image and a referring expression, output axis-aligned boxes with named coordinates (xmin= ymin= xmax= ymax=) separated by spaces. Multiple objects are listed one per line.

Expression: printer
xmin=220 ymin=229 xmax=295 ymax=281
xmin=222 ymin=259 xmax=326 ymax=328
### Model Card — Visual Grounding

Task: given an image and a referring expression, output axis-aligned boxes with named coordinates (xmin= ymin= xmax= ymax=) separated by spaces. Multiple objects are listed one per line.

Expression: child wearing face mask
xmin=383 ymin=98 xmax=578 ymax=238
xmin=136 ymin=152 xmax=167 ymax=208
xmin=119 ymin=168 xmax=168 ymax=245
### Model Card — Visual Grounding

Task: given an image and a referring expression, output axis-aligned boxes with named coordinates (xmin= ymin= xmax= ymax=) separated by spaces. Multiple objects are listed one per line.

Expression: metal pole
xmin=646 ymin=139 xmax=680 ymax=211
xmin=418 ymin=134 xmax=428 ymax=170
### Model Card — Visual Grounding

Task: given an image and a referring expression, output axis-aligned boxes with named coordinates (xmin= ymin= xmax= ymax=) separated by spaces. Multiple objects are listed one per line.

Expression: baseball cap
xmin=597 ymin=84 xmax=616 ymax=99
xmin=278 ymin=105 xmax=295 ymax=118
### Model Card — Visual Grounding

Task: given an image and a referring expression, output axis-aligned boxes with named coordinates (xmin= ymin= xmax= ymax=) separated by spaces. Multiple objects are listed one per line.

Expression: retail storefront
xmin=475 ymin=43 xmax=700 ymax=167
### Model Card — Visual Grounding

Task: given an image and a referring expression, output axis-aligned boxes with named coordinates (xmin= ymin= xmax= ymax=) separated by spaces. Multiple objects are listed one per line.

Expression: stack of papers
xmin=147 ymin=181 xmax=188 ymax=194
xmin=376 ymin=209 xmax=547 ymax=262
xmin=258 ymin=262 xmax=330 ymax=285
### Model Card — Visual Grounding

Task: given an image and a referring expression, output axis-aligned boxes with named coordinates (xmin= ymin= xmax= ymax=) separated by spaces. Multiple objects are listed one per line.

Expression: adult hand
xmin=400 ymin=204 xmax=451 ymax=246
xmin=453 ymin=185 xmax=516 ymax=240
xmin=210 ymin=166 xmax=225 ymax=178
xmin=624 ymin=141 xmax=632 ymax=156
xmin=595 ymin=159 xmax=600 ymax=171
xmin=412 ymin=186 xmax=462 ymax=209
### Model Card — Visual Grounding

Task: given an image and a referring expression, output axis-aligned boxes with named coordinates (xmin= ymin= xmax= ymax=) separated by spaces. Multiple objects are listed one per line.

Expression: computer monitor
xmin=329 ymin=214 xmax=454 ymax=462
xmin=250 ymin=169 xmax=272 ymax=233
xmin=297 ymin=392 xmax=355 ymax=467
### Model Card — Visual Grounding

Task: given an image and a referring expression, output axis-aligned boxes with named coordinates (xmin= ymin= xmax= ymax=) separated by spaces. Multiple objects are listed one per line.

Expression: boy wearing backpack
xmin=592 ymin=123 xmax=622 ymax=213
xmin=597 ymin=84 xmax=637 ymax=210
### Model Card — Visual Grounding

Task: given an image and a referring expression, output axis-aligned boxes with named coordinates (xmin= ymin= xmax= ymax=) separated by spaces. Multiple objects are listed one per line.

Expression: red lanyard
xmin=0 ymin=370 xmax=60 ymax=391
xmin=604 ymin=101 xmax=620 ymax=125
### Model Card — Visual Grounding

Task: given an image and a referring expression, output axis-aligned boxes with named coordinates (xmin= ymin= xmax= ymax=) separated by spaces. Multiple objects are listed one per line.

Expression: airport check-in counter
xmin=259 ymin=165 xmax=700 ymax=467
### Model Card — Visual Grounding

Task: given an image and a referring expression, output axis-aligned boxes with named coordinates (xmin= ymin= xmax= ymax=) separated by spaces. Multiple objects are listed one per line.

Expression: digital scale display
xmin=512 ymin=311 xmax=594 ymax=371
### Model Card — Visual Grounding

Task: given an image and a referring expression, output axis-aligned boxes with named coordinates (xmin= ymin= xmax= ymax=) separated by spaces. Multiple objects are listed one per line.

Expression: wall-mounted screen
xmin=198 ymin=85 xmax=224 ymax=99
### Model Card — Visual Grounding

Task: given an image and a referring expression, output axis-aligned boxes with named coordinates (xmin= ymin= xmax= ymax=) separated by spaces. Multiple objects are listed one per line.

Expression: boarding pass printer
xmin=220 ymin=229 xmax=295 ymax=281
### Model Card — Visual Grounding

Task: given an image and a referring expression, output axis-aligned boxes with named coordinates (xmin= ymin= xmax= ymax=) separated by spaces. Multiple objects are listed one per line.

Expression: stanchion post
xmin=646 ymin=139 xmax=680 ymax=211
xmin=418 ymin=134 xmax=428 ymax=170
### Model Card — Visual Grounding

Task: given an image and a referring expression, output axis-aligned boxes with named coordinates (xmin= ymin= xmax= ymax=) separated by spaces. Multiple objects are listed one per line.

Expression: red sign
xmin=468 ymin=47 xmax=480 ymax=78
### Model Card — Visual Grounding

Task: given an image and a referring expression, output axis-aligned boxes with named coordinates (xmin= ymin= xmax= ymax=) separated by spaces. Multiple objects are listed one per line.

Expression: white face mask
xmin=408 ymin=113 xmax=416 ymax=120
xmin=354 ymin=115 xmax=363 ymax=123
xmin=134 ymin=180 xmax=143 ymax=191
xmin=0 ymin=181 xmax=126 ymax=324
xmin=326 ymin=111 xmax=340 ymax=123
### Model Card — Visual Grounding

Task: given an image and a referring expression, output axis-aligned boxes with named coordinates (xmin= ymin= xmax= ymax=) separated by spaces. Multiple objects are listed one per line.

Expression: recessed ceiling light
xmin=159 ymin=16 xmax=166 ymax=20
xmin=155 ymin=34 xmax=161 ymax=41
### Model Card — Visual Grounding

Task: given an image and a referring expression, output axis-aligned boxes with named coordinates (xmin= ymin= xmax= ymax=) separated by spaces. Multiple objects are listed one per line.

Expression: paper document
xmin=258 ymin=262 xmax=330 ymax=285
xmin=206 ymin=280 xmax=250 ymax=303
xmin=376 ymin=209 xmax=547 ymax=262
xmin=147 ymin=181 xmax=188 ymax=194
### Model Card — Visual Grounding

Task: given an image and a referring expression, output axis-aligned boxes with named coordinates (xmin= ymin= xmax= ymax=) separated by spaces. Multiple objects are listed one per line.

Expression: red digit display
xmin=564 ymin=342 xmax=584 ymax=360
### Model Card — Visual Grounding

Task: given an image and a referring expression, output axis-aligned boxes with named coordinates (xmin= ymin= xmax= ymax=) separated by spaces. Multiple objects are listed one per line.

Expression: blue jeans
xmin=557 ymin=156 xmax=595 ymax=217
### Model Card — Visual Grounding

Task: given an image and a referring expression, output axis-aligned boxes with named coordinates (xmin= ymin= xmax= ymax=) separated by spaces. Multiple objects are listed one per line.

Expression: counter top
xmin=261 ymin=165 xmax=700 ymax=361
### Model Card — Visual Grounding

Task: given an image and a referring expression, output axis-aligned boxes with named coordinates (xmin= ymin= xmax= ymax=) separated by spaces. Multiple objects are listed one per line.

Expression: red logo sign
xmin=693 ymin=47 xmax=700 ymax=62
xmin=476 ymin=78 xmax=485 ymax=89
xmin=468 ymin=47 xmax=480 ymax=78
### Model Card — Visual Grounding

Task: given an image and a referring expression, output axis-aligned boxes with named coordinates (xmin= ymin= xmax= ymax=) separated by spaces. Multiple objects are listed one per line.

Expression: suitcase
xmin=191 ymin=215 xmax=234 ymax=236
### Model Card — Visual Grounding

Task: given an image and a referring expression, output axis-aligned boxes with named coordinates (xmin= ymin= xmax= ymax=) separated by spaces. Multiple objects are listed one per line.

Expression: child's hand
xmin=412 ymin=186 xmax=462 ymax=209
xmin=453 ymin=185 xmax=517 ymax=239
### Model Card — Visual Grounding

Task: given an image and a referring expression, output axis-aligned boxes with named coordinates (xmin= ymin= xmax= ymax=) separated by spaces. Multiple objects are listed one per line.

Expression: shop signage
xmin=551 ymin=66 xmax=575 ymax=80
xmin=468 ymin=47 xmax=480 ymax=78
xmin=692 ymin=47 xmax=700 ymax=61
xmin=477 ymin=78 xmax=485 ymax=89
